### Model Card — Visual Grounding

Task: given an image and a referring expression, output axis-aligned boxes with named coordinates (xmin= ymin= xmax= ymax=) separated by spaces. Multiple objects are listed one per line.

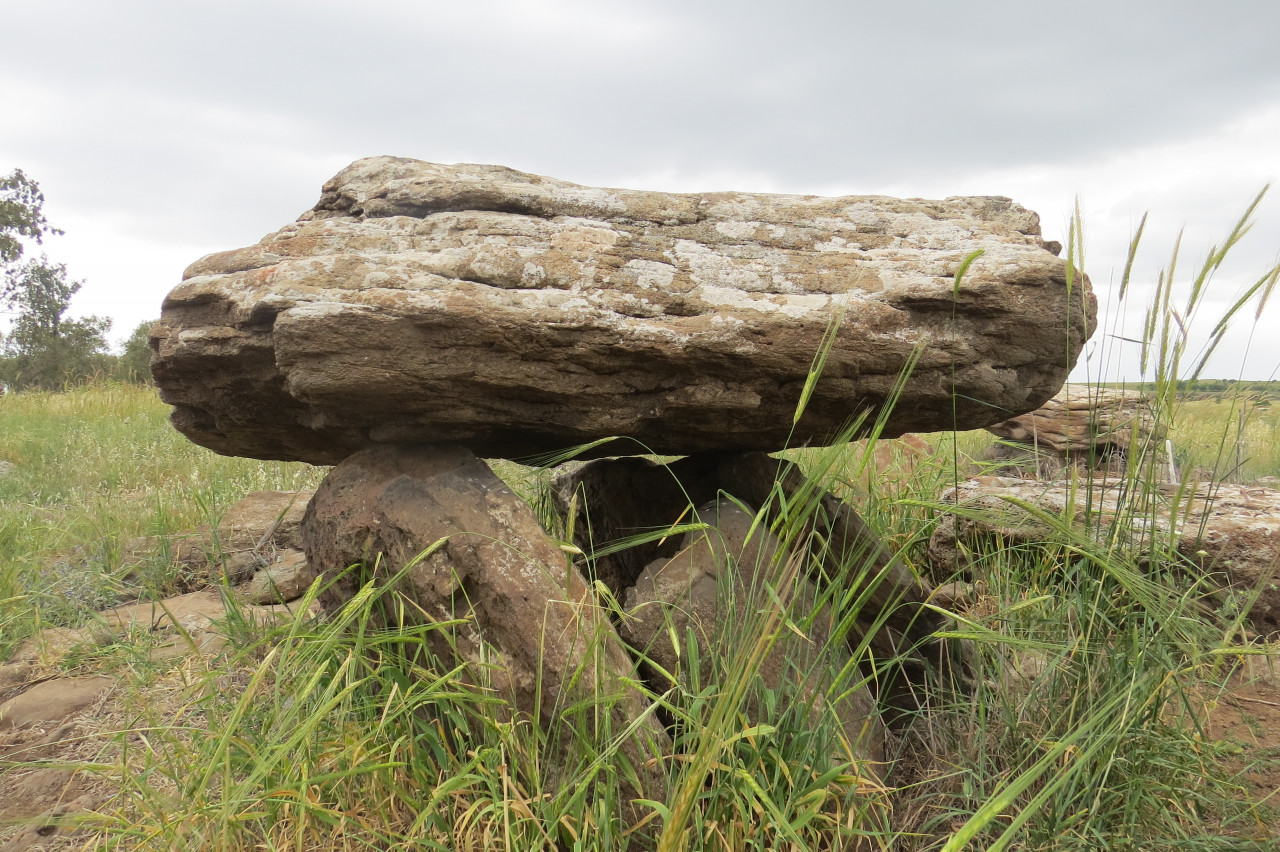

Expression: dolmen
xmin=151 ymin=157 xmax=1095 ymax=815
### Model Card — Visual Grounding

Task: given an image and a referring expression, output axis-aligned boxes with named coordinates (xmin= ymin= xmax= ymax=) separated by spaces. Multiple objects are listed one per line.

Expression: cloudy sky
xmin=3 ymin=0 xmax=1278 ymax=381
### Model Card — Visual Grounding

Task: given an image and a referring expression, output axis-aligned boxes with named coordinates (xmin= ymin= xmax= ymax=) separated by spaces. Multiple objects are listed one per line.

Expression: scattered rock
xmin=984 ymin=387 xmax=1164 ymax=478
xmin=999 ymin=649 xmax=1051 ymax=688
xmin=0 ymin=678 xmax=113 ymax=730
xmin=0 ymin=767 xmax=81 ymax=822
xmin=928 ymin=581 xmax=984 ymax=612
xmin=930 ymin=478 xmax=1280 ymax=634
xmin=215 ymin=490 xmax=314 ymax=582
xmin=0 ymin=665 xmax=34 ymax=695
xmin=0 ymin=792 xmax=103 ymax=852
xmin=9 ymin=589 xmax=315 ymax=671
xmin=153 ymin=156 xmax=1095 ymax=464
xmin=861 ymin=433 xmax=937 ymax=495
xmin=237 ymin=549 xmax=316 ymax=605
xmin=4 ymin=624 xmax=115 ymax=669
xmin=99 ymin=589 xmax=233 ymax=634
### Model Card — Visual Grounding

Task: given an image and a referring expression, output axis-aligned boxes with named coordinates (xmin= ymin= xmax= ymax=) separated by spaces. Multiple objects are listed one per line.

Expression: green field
xmin=1 ymin=379 xmax=1277 ymax=851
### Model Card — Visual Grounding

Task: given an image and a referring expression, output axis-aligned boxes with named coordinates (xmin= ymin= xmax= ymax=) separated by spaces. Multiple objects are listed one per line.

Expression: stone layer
xmin=153 ymin=156 xmax=1096 ymax=463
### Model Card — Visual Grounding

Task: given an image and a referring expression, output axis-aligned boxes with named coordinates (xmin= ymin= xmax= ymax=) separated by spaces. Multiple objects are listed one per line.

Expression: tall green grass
xmin=0 ymin=381 xmax=324 ymax=656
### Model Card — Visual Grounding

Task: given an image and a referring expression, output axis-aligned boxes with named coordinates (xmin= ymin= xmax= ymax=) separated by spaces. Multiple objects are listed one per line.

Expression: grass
xmin=0 ymin=382 xmax=325 ymax=657
xmin=2 ymin=192 xmax=1280 ymax=850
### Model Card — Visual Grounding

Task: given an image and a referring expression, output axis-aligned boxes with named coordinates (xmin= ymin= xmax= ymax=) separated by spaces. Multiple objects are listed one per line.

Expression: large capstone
xmin=152 ymin=156 xmax=1096 ymax=464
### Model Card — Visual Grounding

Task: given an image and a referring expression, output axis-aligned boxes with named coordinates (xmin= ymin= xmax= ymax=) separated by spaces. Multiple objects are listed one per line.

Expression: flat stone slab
xmin=0 ymin=677 xmax=113 ymax=730
xmin=153 ymin=157 xmax=1095 ymax=463
xmin=931 ymin=477 xmax=1280 ymax=634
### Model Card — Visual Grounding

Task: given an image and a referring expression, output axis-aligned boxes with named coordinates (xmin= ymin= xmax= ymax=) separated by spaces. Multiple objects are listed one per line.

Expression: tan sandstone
xmin=153 ymin=157 xmax=1095 ymax=463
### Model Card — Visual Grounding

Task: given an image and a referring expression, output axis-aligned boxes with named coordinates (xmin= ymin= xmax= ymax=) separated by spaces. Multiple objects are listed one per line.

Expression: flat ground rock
xmin=153 ymin=157 xmax=1095 ymax=463
xmin=0 ymin=678 xmax=114 ymax=730
xmin=931 ymin=478 xmax=1280 ymax=633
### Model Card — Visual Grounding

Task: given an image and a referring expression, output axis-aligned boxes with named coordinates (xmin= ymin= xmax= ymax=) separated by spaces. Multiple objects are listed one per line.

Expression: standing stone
xmin=621 ymin=498 xmax=887 ymax=768
xmin=554 ymin=452 xmax=942 ymax=659
xmin=553 ymin=451 xmax=948 ymax=725
xmin=153 ymin=156 xmax=1095 ymax=464
xmin=300 ymin=444 xmax=669 ymax=798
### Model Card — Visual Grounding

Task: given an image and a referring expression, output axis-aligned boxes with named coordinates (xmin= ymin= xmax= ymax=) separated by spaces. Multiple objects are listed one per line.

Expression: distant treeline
xmin=1097 ymin=379 xmax=1280 ymax=398
xmin=0 ymin=319 xmax=155 ymax=392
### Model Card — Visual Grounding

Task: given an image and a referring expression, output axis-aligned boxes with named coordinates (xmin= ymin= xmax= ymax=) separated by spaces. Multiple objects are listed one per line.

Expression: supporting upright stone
xmin=300 ymin=444 xmax=669 ymax=801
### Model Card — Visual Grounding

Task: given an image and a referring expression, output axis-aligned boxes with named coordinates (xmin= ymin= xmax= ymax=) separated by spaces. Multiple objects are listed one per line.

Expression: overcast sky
xmin=3 ymin=0 xmax=1278 ymax=381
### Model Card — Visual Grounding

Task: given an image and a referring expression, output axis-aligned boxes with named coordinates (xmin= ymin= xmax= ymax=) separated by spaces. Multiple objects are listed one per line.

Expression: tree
xmin=0 ymin=169 xmax=111 ymax=390
xmin=118 ymin=319 xmax=157 ymax=383
xmin=0 ymin=169 xmax=58 ymax=279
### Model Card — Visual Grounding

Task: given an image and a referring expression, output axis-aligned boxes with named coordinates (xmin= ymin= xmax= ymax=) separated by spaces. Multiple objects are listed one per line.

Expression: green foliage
xmin=0 ymin=168 xmax=113 ymax=390
xmin=118 ymin=319 xmax=157 ymax=384
xmin=0 ymin=168 xmax=58 ymax=273
xmin=0 ymin=382 xmax=324 ymax=656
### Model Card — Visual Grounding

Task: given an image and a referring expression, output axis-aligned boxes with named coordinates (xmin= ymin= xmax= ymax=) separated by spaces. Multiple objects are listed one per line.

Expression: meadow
xmin=0 ymin=374 xmax=1276 ymax=851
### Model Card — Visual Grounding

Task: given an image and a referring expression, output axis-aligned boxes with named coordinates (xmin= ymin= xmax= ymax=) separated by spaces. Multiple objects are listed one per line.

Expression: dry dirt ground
xmin=1203 ymin=654 xmax=1280 ymax=840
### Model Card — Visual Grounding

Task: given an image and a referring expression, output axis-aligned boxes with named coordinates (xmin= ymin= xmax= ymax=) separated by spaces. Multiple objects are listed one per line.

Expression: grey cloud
xmin=3 ymin=0 xmax=1278 ymax=376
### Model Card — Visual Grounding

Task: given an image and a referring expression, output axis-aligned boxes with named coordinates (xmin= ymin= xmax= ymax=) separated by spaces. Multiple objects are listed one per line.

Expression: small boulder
xmin=237 ymin=549 xmax=315 ymax=604
xmin=215 ymin=490 xmax=314 ymax=582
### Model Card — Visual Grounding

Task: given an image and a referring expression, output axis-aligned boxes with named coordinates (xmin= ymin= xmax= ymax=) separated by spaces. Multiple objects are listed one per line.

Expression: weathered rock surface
xmin=214 ymin=489 xmax=314 ymax=582
xmin=0 ymin=792 xmax=104 ymax=852
xmin=0 ymin=678 xmax=113 ymax=730
xmin=218 ymin=490 xmax=312 ymax=552
xmin=7 ymin=589 xmax=315 ymax=671
xmin=622 ymin=498 xmax=886 ymax=767
xmin=237 ymin=549 xmax=316 ymax=605
xmin=153 ymin=156 xmax=1095 ymax=464
xmin=930 ymin=477 xmax=1280 ymax=633
xmin=300 ymin=444 xmax=669 ymax=797
xmin=984 ymin=387 xmax=1164 ymax=478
